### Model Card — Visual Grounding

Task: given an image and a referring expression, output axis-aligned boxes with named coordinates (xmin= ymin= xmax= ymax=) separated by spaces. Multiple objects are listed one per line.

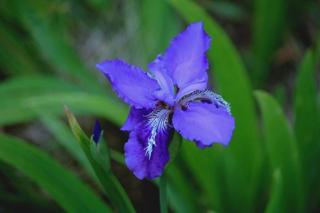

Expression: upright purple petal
xmin=124 ymin=121 xmax=172 ymax=180
xmin=151 ymin=69 xmax=175 ymax=106
xmin=97 ymin=59 xmax=159 ymax=109
xmin=173 ymin=102 xmax=235 ymax=148
xmin=149 ymin=22 xmax=210 ymax=95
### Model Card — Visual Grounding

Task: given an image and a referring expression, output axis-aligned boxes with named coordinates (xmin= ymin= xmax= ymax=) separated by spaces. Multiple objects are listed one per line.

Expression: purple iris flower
xmin=96 ymin=22 xmax=235 ymax=180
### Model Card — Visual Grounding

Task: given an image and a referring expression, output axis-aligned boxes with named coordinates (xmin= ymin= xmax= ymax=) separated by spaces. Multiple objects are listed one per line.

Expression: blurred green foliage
xmin=0 ymin=0 xmax=319 ymax=212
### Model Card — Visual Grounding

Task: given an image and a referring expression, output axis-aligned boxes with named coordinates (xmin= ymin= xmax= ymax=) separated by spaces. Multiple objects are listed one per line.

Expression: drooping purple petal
xmin=121 ymin=107 xmax=151 ymax=131
xmin=96 ymin=59 xmax=160 ymax=109
xmin=149 ymin=22 xmax=210 ymax=95
xmin=173 ymin=102 xmax=235 ymax=148
xmin=124 ymin=118 xmax=172 ymax=179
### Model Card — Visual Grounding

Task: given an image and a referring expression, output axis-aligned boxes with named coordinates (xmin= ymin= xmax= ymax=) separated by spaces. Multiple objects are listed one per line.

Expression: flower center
xmin=144 ymin=90 xmax=231 ymax=159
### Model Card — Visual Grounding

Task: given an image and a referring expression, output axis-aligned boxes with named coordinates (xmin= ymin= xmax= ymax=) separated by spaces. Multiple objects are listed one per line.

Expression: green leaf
xmin=169 ymin=0 xmax=261 ymax=211
xmin=0 ymin=91 xmax=126 ymax=125
xmin=165 ymin=133 xmax=199 ymax=213
xmin=294 ymin=50 xmax=319 ymax=211
xmin=272 ymin=84 xmax=286 ymax=107
xmin=89 ymin=136 xmax=111 ymax=173
xmin=11 ymin=0 xmax=101 ymax=91
xmin=141 ymin=0 xmax=180 ymax=61
xmin=0 ymin=21 xmax=39 ymax=75
xmin=0 ymin=134 xmax=111 ymax=213
xmin=41 ymin=115 xmax=94 ymax=176
xmin=294 ymin=50 xmax=317 ymax=158
xmin=166 ymin=157 xmax=201 ymax=213
xmin=180 ymin=142 xmax=225 ymax=211
xmin=204 ymin=1 xmax=247 ymax=22
xmin=0 ymin=76 xmax=127 ymax=126
xmin=255 ymin=91 xmax=304 ymax=212
xmin=65 ymin=109 xmax=135 ymax=213
xmin=251 ymin=0 xmax=286 ymax=86
xmin=265 ymin=170 xmax=285 ymax=213
xmin=0 ymin=75 xmax=80 ymax=98
xmin=168 ymin=133 xmax=182 ymax=164
xmin=110 ymin=149 xmax=125 ymax=165
xmin=85 ymin=0 xmax=110 ymax=11
xmin=316 ymin=34 xmax=320 ymax=61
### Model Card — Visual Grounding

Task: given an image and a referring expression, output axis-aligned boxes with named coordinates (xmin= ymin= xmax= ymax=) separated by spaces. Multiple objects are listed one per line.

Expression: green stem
xmin=159 ymin=174 xmax=168 ymax=213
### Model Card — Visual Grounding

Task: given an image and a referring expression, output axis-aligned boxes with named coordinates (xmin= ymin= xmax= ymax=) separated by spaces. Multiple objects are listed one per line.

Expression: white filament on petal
xmin=144 ymin=108 xmax=170 ymax=159
xmin=179 ymin=90 xmax=231 ymax=113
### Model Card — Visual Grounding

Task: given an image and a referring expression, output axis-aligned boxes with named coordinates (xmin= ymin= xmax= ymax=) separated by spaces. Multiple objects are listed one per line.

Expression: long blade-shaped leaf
xmin=0 ymin=76 xmax=127 ymax=126
xmin=0 ymin=21 xmax=39 ymax=75
xmin=251 ymin=0 xmax=286 ymax=86
xmin=255 ymin=91 xmax=304 ymax=212
xmin=0 ymin=134 xmax=111 ymax=213
xmin=180 ymin=141 xmax=224 ymax=211
xmin=141 ymin=0 xmax=179 ymax=61
xmin=0 ymin=75 xmax=80 ymax=97
xmin=11 ymin=0 xmax=101 ymax=91
xmin=294 ymin=50 xmax=317 ymax=157
xmin=294 ymin=50 xmax=319 ymax=211
xmin=166 ymin=135 xmax=199 ymax=213
xmin=41 ymin=115 xmax=94 ymax=176
xmin=294 ymin=50 xmax=318 ymax=158
xmin=265 ymin=170 xmax=285 ymax=213
xmin=0 ymin=92 xmax=127 ymax=126
xmin=166 ymin=164 xmax=198 ymax=213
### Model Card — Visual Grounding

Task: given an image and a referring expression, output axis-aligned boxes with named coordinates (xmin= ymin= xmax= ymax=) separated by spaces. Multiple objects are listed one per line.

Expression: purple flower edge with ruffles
xmin=96 ymin=22 xmax=235 ymax=180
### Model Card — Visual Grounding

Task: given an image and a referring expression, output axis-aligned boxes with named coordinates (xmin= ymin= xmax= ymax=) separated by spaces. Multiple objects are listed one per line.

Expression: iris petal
xmin=121 ymin=107 xmax=151 ymax=131
xmin=173 ymin=102 xmax=234 ymax=147
xmin=124 ymin=108 xmax=172 ymax=179
xmin=151 ymin=69 xmax=175 ymax=106
xmin=149 ymin=22 xmax=210 ymax=97
xmin=97 ymin=59 xmax=160 ymax=109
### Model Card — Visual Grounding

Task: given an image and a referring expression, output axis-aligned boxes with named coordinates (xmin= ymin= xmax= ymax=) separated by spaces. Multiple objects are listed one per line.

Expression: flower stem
xmin=159 ymin=174 xmax=168 ymax=213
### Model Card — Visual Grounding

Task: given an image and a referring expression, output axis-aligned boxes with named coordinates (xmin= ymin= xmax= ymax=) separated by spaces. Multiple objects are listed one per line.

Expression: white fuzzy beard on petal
xmin=144 ymin=108 xmax=171 ymax=159
xmin=179 ymin=89 xmax=231 ymax=113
